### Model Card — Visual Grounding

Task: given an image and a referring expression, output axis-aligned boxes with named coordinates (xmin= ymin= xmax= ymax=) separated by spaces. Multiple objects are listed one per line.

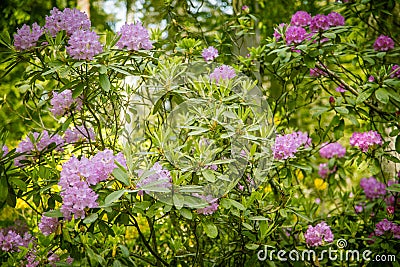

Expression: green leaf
xmin=105 ymin=190 xmax=126 ymax=205
xmin=356 ymin=89 xmax=374 ymax=104
xmin=289 ymin=162 xmax=312 ymax=172
xmin=83 ymin=213 xmax=98 ymax=224
xmin=9 ymin=178 xmax=27 ymax=192
xmin=322 ymin=32 xmax=336 ymax=39
xmin=375 ymin=88 xmax=389 ymax=104
xmin=249 ymin=216 xmax=269 ymax=221
xmin=334 ymin=106 xmax=349 ymax=115
xmin=386 ymin=184 xmax=400 ymax=193
xmin=0 ymin=177 xmax=8 ymax=203
xmin=203 ymin=222 xmax=218 ymax=238
xmin=396 ymin=135 xmax=400 ymax=154
xmin=202 ymin=169 xmax=216 ymax=182
xmin=179 ymin=208 xmax=192 ymax=220
xmin=245 ymin=244 xmax=260 ymax=250
xmin=112 ymin=167 xmax=130 ymax=186
xmin=311 ymin=107 xmax=329 ymax=118
xmin=44 ymin=209 xmax=63 ymax=218
xmin=73 ymin=83 xmax=84 ymax=98
xmin=229 ymin=199 xmax=246 ymax=211
xmin=119 ymin=245 xmax=130 ymax=258
xmin=173 ymin=194 xmax=185 ymax=210
xmin=99 ymin=73 xmax=111 ymax=92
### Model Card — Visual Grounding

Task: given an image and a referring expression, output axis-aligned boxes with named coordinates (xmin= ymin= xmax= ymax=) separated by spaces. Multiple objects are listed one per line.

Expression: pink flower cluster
xmin=202 ymin=46 xmax=219 ymax=62
xmin=44 ymin=7 xmax=91 ymax=37
xmin=136 ymin=162 xmax=172 ymax=196
xmin=13 ymin=23 xmax=43 ymax=51
xmin=15 ymin=131 xmax=64 ymax=166
xmin=0 ymin=229 xmax=34 ymax=252
xmin=50 ymin=89 xmax=82 ymax=117
xmin=304 ymin=221 xmax=334 ymax=247
xmin=210 ymin=65 xmax=236 ymax=83
xmin=116 ymin=22 xmax=153 ymax=51
xmin=64 ymin=126 xmax=95 ymax=143
xmin=282 ymin=11 xmax=345 ymax=45
xmin=335 ymin=85 xmax=346 ymax=93
xmin=374 ymin=219 xmax=400 ymax=239
xmin=66 ymin=29 xmax=103 ymax=60
xmin=1 ymin=145 xmax=8 ymax=156
xmin=59 ymin=150 xmax=126 ymax=220
xmin=390 ymin=65 xmax=400 ymax=78
xmin=319 ymin=142 xmax=346 ymax=158
xmin=373 ymin=35 xmax=395 ymax=51
xmin=273 ymin=131 xmax=311 ymax=160
xmin=350 ymin=130 xmax=382 ymax=152
xmin=194 ymin=194 xmax=219 ymax=215
xmin=309 ymin=67 xmax=327 ymax=77
xmin=38 ymin=215 xmax=60 ymax=236
xmin=360 ymin=177 xmax=386 ymax=200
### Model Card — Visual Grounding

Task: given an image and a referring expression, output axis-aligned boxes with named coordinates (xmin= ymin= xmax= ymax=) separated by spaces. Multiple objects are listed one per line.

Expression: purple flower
xmin=209 ymin=65 xmax=236 ymax=83
xmin=66 ymin=30 xmax=103 ymax=60
xmin=310 ymin=67 xmax=327 ymax=77
xmin=390 ymin=65 xmax=400 ymax=78
xmin=60 ymin=181 xmax=99 ymax=220
xmin=318 ymin=163 xmax=336 ymax=178
xmin=58 ymin=150 xmax=126 ymax=220
xmin=368 ymin=75 xmax=375 ymax=82
xmin=44 ymin=7 xmax=91 ymax=37
xmin=14 ymin=131 xmax=64 ymax=166
xmin=310 ymin=14 xmax=330 ymax=32
xmin=202 ymin=46 xmax=219 ymax=62
xmin=315 ymin=198 xmax=321 ymax=204
xmin=354 ymin=205 xmax=363 ymax=213
xmin=319 ymin=142 xmax=346 ymax=158
xmin=327 ymin=12 xmax=345 ymax=26
xmin=38 ymin=215 xmax=59 ymax=236
xmin=116 ymin=22 xmax=153 ymax=51
xmin=14 ymin=23 xmax=43 ymax=51
xmin=374 ymin=219 xmax=400 ymax=239
xmin=360 ymin=177 xmax=386 ymax=200
xmin=273 ymin=23 xmax=286 ymax=41
xmin=136 ymin=162 xmax=172 ymax=196
xmin=335 ymin=85 xmax=347 ymax=93
xmin=50 ymin=89 xmax=82 ymax=117
xmin=304 ymin=221 xmax=334 ymax=247
xmin=0 ymin=229 xmax=34 ymax=252
xmin=64 ymin=125 xmax=95 ymax=143
xmin=290 ymin=11 xmax=312 ymax=27
xmin=1 ymin=145 xmax=8 ymax=156
xmin=194 ymin=194 xmax=219 ymax=215
xmin=350 ymin=130 xmax=382 ymax=152
xmin=373 ymin=35 xmax=395 ymax=51
xmin=48 ymin=251 xmax=60 ymax=267
xmin=273 ymin=131 xmax=311 ymax=160
xmin=285 ymin=26 xmax=307 ymax=45
xmin=204 ymin=164 xmax=218 ymax=171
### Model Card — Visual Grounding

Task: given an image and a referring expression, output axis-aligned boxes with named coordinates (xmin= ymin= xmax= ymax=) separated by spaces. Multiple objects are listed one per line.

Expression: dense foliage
xmin=0 ymin=0 xmax=400 ymax=266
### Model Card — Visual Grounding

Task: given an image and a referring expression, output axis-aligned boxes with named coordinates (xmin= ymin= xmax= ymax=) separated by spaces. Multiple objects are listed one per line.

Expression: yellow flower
xmin=314 ymin=178 xmax=327 ymax=190
xmin=295 ymin=169 xmax=304 ymax=180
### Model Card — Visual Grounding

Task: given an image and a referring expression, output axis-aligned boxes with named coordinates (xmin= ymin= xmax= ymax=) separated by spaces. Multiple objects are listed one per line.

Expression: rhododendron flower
xmin=374 ymin=219 xmax=400 ymax=239
xmin=373 ymin=35 xmax=395 ymax=51
xmin=272 ymin=131 xmax=311 ymax=160
xmin=304 ymin=222 xmax=334 ymax=247
xmin=290 ymin=11 xmax=312 ymax=27
xmin=335 ymin=85 xmax=346 ymax=93
xmin=210 ymin=65 xmax=236 ymax=83
xmin=14 ymin=23 xmax=43 ymax=51
xmin=310 ymin=14 xmax=330 ymax=32
xmin=44 ymin=7 xmax=91 ymax=37
xmin=66 ymin=30 xmax=103 ymax=60
xmin=116 ymin=22 xmax=152 ymax=51
xmin=38 ymin=216 xmax=60 ymax=236
xmin=318 ymin=163 xmax=336 ymax=178
xmin=350 ymin=130 xmax=382 ymax=152
xmin=64 ymin=126 xmax=95 ymax=143
xmin=202 ymin=46 xmax=219 ymax=62
xmin=136 ymin=162 xmax=172 ymax=196
xmin=193 ymin=194 xmax=219 ymax=215
xmin=50 ymin=89 xmax=82 ymax=117
xmin=327 ymin=12 xmax=345 ymax=26
xmin=319 ymin=142 xmax=346 ymax=158
xmin=390 ymin=65 xmax=400 ymax=78
xmin=360 ymin=177 xmax=386 ymax=200
xmin=285 ymin=26 xmax=307 ymax=45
